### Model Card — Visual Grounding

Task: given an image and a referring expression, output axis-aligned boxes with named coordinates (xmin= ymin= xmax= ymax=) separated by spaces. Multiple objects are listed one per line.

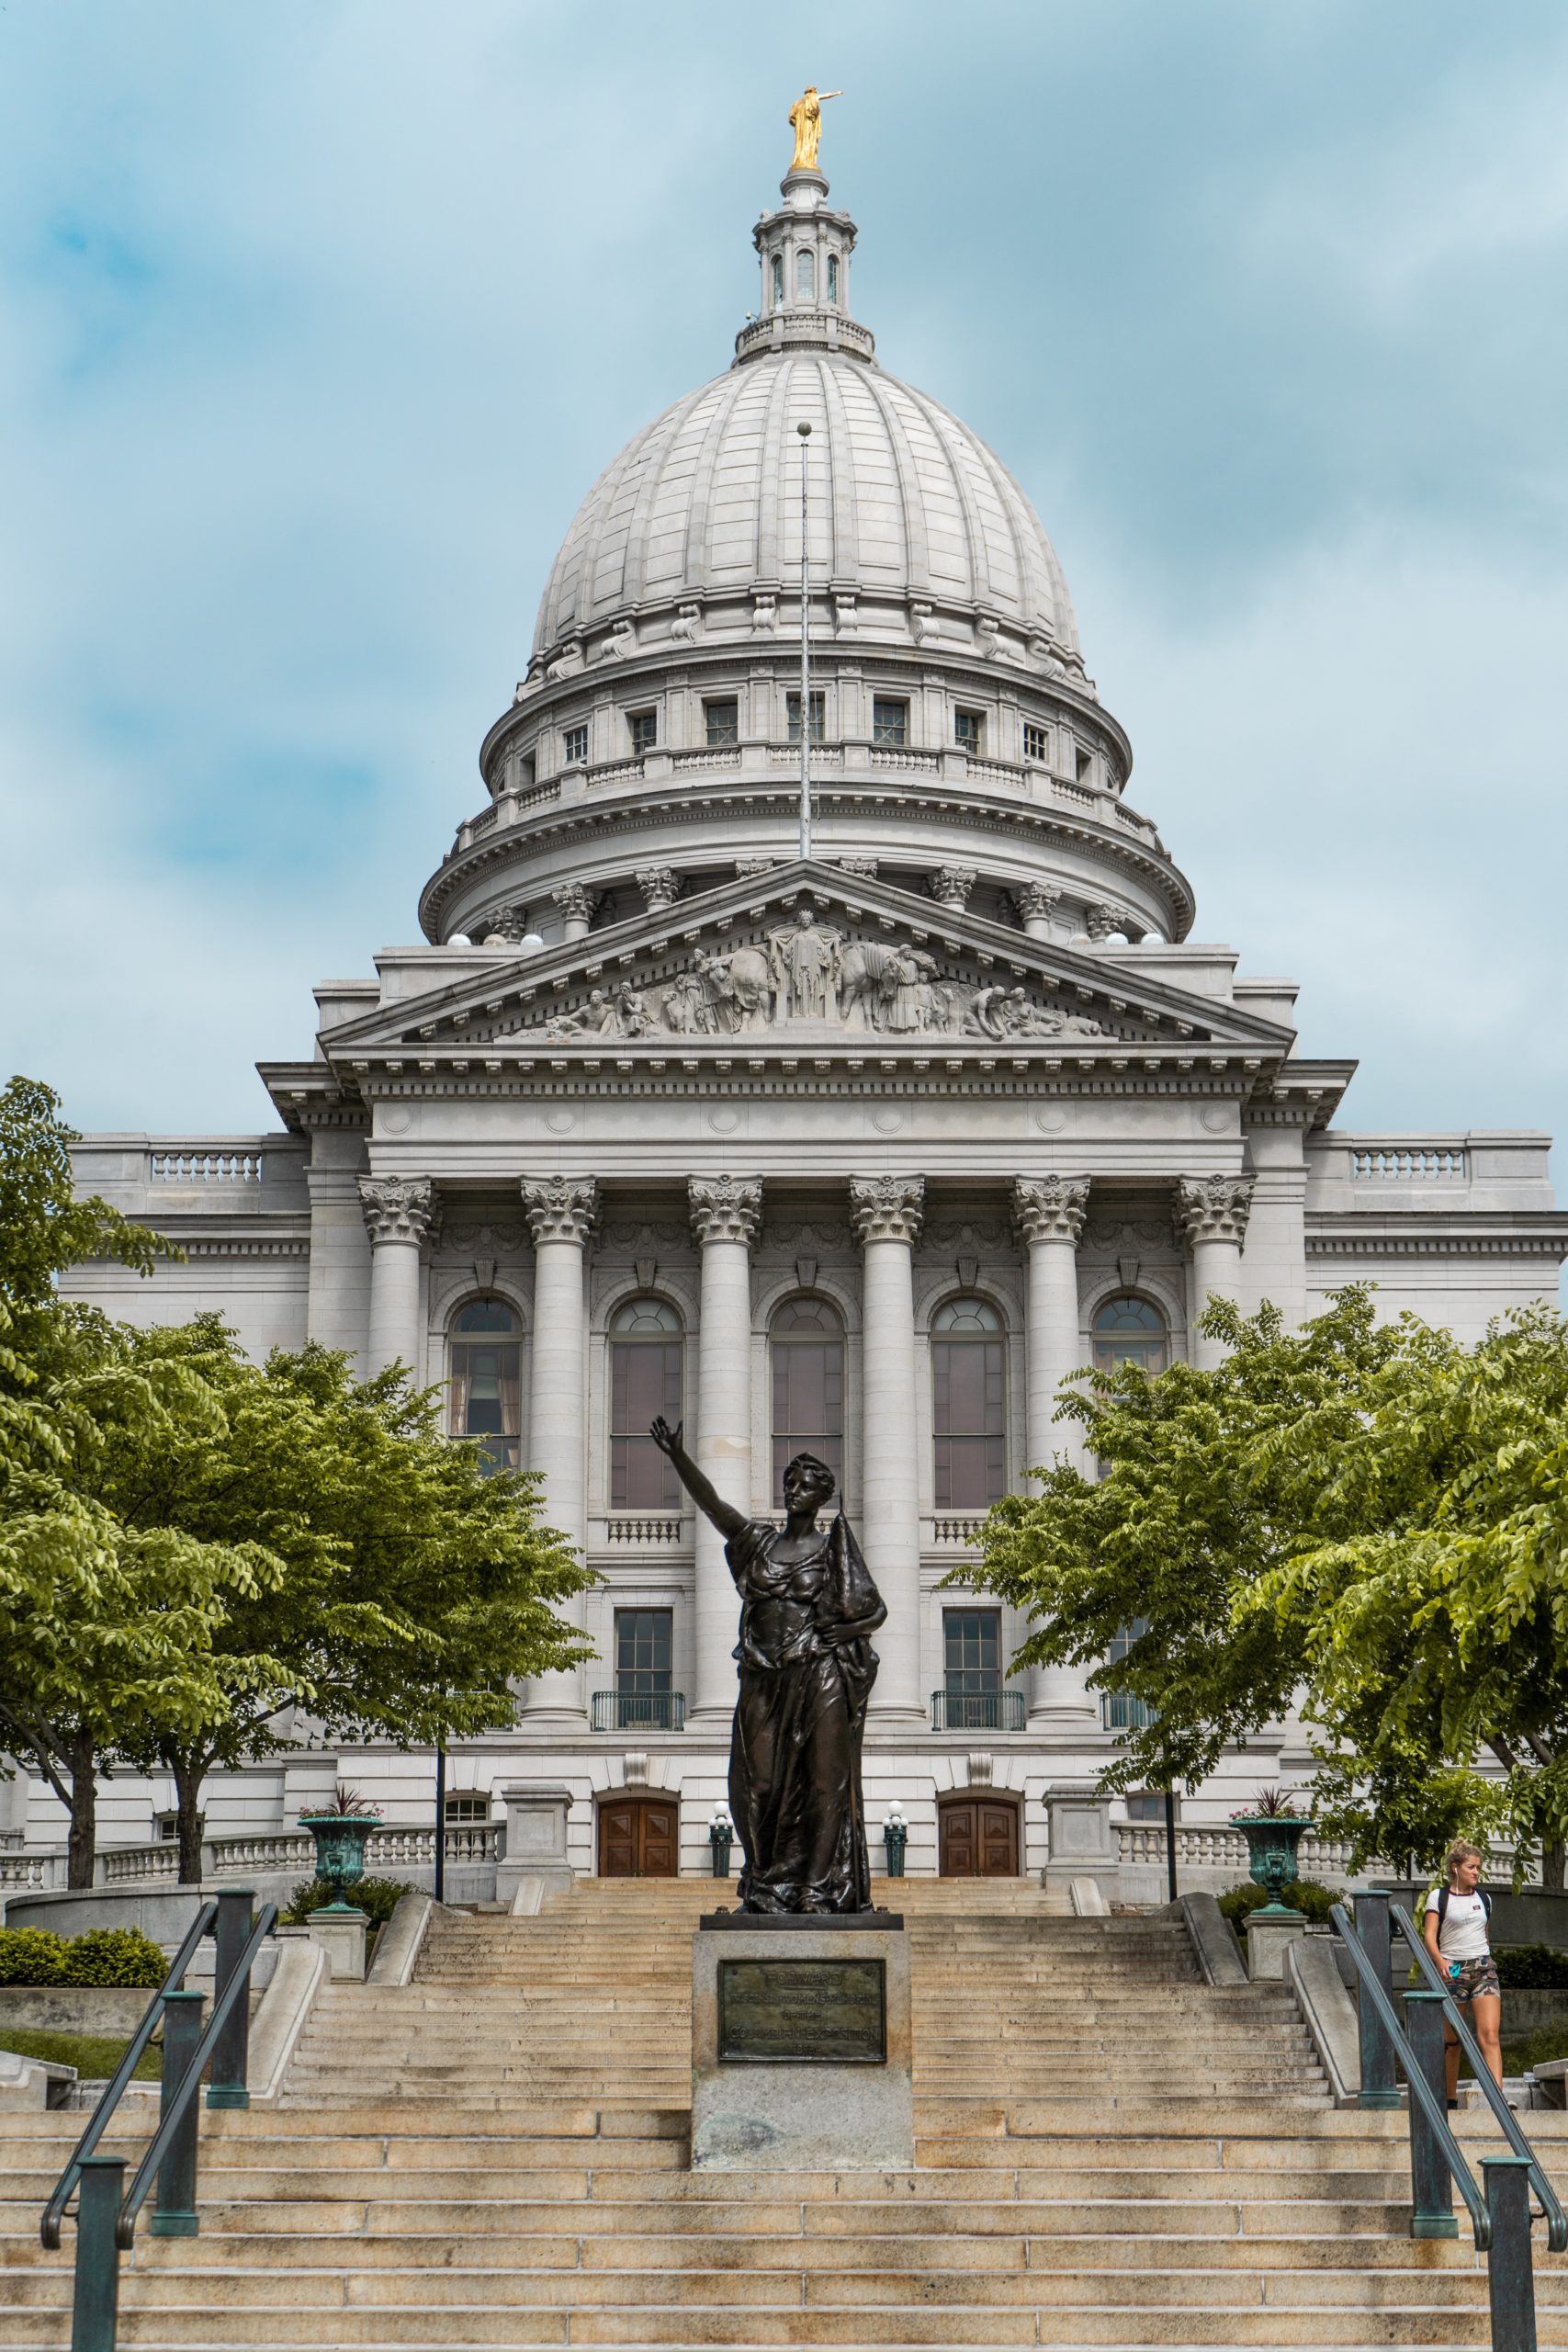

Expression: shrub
xmin=1495 ymin=1943 xmax=1568 ymax=1990
xmin=282 ymin=1876 xmax=414 ymax=1929
xmin=0 ymin=1928 xmax=69 ymax=1987
xmin=1218 ymin=1879 xmax=1337 ymax=1936
xmin=54 ymin=1929 xmax=167 ymax=1988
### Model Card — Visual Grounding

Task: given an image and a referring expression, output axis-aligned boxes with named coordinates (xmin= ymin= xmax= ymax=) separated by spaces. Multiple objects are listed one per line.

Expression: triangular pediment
xmin=319 ymin=863 xmax=1295 ymax=1062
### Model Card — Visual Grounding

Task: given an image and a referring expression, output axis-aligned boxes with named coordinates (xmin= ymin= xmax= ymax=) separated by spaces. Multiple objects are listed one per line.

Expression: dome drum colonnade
xmin=355 ymin=1164 xmax=1258 ymax=1733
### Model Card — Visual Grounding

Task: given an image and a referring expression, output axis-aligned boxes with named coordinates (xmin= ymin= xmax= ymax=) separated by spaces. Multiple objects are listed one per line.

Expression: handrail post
xmin=1483 ymin=2155 xmax=1538 ymax=2352
xmin=1353 ymin=1891 xmax=1399 ymax=2109
xmin=70 ymin=2155 xmax=124 ymax=2352
xmin=207 ymin=1887 xmax=254 ymax=2109
xmin=150 ymin=1990 xmax=204 ymax=2237
xmin=1404 ymin=1989 xmax=1458 ymax=2238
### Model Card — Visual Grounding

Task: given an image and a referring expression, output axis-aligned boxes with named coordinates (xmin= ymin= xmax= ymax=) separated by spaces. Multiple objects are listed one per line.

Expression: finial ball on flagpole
xmin=797 ymin=423 xmax=812 ymax=438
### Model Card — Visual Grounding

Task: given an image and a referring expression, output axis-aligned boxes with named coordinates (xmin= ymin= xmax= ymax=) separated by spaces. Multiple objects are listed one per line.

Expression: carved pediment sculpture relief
xmin=525 ymin=912 xmax=1113 ymax=1046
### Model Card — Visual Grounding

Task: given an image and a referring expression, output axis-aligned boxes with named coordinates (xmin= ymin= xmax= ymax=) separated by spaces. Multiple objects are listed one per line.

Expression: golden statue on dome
xmin=787 ymin=85 xmax=841 ymax=173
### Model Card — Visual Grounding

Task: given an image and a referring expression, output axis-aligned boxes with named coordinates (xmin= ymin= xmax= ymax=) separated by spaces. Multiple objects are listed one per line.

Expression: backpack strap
xmin=1437 ymin=1886 xmax=1449 ymax=1925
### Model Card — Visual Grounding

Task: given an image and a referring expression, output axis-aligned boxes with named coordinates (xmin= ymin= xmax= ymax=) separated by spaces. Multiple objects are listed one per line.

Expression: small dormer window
xmin=827 ymin=254 xmax=840 ymax=306
xmin=954 ymin=708 xmax=984 ymax=752
xmin=771 ymin=254 xmax=784 ymax=306
xmin=630 ymin=709 xmax=658 ymax=755
xmin=1023 ymin=722 xmax=1049 ymax=763
xmin=562 ymin=723 xmax=589 ymax=767
xmin=796 ymin=249 xmax=816 ymax=302
xmin=1075 ymin=745 xmax=1093 ymax=784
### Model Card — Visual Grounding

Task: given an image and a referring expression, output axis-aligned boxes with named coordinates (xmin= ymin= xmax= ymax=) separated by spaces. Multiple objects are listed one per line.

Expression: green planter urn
xmin=1234 ymin=1814 xmax=1311 ymax=1912
xmin=299 ymin=1814 xmax=380 ymax=1910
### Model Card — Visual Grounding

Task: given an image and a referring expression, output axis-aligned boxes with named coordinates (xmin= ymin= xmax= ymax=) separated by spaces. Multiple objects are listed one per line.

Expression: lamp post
xmin=708 ymin=1803 xmax=734 ymax=1880
xmin=882 ymin=1803 xmax=908 ymax=1880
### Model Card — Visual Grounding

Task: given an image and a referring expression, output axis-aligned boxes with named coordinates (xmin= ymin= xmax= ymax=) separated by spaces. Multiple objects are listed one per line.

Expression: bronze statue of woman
xmin=649 ymin=1418 xmax=884 ymax=1912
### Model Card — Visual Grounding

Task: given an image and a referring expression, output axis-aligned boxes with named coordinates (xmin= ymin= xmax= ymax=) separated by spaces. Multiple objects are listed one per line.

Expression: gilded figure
xmin=787 ymin=85 xmax=841 ymax=174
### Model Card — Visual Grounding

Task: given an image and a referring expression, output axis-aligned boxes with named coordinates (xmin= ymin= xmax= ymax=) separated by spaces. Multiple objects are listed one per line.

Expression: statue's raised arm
xmin=649 ymin=1416 xmax=748 ymax=1541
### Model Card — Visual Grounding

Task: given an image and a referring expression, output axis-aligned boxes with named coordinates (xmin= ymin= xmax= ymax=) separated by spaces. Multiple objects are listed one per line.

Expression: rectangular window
xmin=562 ymin=723 xmax=589 ymax=766
xmin=704 ymin=697 xmax=739 ymax=746
xmin=156 ymin=1815 xmax=179 ymax=1843
xmin=1124 ymin=1792 xmax=1176 ymax=1824
xmin=943 ymin=1609 xmax=1002 ymax=1724
xmin=953 ymin=708 xmax=984 ymax=752
xmin=610 ymin=1341 xmax=682 ymax=1510
xmin=1103 ymin=1618 xmax=1156 ymax=1730
xmin=615 ymin=1608 xmax=673 ymax=1697
xmin=785 ymin=691 xmax=825 ymax=745
xmin=629 ymin=709 xmax=658 ymax=755
xmin=771 ymin=1339 xmax=843 ymax=1495
xmin=872 ymin=697 xmax=908 ymax=746
xmin=1075 ymin=744 xmax=1093 ymax=784
xmin=932 ymin=1337 xmax=1006 ymax=1510
xmin=1023 ymin=721 xmax=1049 ymax=763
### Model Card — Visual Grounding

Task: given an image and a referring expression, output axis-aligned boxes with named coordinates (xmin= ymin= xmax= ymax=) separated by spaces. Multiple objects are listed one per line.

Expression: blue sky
xmin=2 ymin=1 xmax=1565 ymax=1165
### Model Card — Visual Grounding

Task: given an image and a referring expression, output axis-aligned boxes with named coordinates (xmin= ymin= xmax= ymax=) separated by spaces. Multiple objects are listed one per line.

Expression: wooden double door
xmin=938 ymin=1796 xmax=1020 ymax=1877
xmin=597 ymin=1793 xmax=679 ymax=1877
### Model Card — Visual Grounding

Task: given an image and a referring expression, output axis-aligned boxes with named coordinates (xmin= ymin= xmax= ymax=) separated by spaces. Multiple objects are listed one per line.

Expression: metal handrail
xmin=1391 ymin=1901 xmax=1568 ymax=2253
xmin=115 ymin=1902 xmax=277 ymax=2248
xmin=1327 ymin=1901 xmax=1492 ymax=2248
xmin=40 ymin=1899 xmax=218 ymax=2251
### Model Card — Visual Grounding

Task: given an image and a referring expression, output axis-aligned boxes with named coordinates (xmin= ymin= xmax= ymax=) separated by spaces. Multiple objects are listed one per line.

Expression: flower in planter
xmin=1228 ymin=1784 xmax=1311 ymax=1823
xmin=296 ymin=1784 xmax=383 ymax=1823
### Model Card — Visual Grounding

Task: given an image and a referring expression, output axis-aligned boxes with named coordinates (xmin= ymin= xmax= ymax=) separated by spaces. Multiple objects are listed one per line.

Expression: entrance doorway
xmin=938 ymin=1795 xmax=1020 ymax=1877
xmin=597 ymin=1793 xmax=680 ymax=1878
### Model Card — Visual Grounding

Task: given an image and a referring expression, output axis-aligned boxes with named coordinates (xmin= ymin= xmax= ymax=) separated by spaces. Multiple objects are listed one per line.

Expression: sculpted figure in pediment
xmin=766 ymin=906 xmax=843 ymax=1022
xmin=968 ymin=986 xmax=1106 ymax=1043
xmin=545 ymin=988 xmax=618 ymax=1038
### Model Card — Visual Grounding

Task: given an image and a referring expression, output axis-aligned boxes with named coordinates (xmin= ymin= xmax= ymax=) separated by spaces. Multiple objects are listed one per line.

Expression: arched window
xmin=609 ymin=1298 xmax=682 ymax=1510
xmin=931 ymin=1297 xmax=1006 ymax=1510
xmin=1092 ymin=1295 xmax=1168 ymax=1376
xmin=770 ymin=1295 xmax=843 ymax=1499
xmin=826 ymin=253 xmax=840 ymax=306
xmin=795 ymin=247 xmax=816 ymax=302
xmin=771 ymin=253 xmax=784 ymax=306
xmin=449 ymin=1299 xmax=522 ymax=1473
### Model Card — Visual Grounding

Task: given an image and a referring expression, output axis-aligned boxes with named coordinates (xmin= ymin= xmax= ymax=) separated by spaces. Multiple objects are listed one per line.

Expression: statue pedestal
xmin=691 ymin=1914 xmax=913 ymax=2171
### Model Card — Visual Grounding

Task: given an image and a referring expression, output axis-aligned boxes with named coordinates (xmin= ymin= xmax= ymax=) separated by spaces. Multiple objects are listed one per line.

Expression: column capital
xmin=551 ymin=881 xmax=601 ymax=927
xmin=522 ymin=1175 xmax=599 ymax=1247
xmin=928 ymin=863 xmax=976 ymax=910
xmin=1013 ymin=1174 xmax=1089 ymax=1247
xmin=689 ymin=1174 xmax=762 ymax=1249
xmin=850 ymin=1174 xmax=925 ymax=1247
xmin=1176 ymin=1174 xmax=1255 ymax=1249
xmin=635 ymin=864 xmax=682 ymax=914
xmin=1011 ymin=880 xmax=1061 ymax=926
xmin=358 ymin=1174 xmax=439 ymax=1250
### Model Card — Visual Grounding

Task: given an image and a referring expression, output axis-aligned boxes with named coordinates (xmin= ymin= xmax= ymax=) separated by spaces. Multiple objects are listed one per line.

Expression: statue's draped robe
xmin=724 ymin=1512 xmax=885 ymax=1912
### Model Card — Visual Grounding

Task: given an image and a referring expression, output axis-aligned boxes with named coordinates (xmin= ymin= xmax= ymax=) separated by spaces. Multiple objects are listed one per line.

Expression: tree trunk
xmin=172 ymin=1755 xmax=207 ymax=1884
xmin=66 ymin=1725 xmax=96 ymax=1890
xmin=1543 ymin=1838 xmax=1565 ymax=1894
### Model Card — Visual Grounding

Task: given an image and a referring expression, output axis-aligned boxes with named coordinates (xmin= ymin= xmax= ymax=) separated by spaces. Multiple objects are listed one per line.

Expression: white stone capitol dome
xmin=528 ymin=163 xmax=1083 ymax=679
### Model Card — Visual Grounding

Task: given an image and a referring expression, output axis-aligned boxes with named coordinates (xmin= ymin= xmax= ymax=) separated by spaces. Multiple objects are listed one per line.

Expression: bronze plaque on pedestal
xmin=717 ymin=1956 xmax=886 ymax=2064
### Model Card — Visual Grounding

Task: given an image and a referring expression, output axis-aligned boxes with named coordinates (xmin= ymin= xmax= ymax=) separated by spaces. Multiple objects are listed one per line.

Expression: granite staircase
xmin=4 ymin=1875 xmax=1566 ymax=2347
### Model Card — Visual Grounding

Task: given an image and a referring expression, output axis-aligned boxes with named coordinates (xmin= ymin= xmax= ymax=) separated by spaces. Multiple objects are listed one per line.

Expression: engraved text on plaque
xmin=717 ymin=1957 xmax=886 ymax=2064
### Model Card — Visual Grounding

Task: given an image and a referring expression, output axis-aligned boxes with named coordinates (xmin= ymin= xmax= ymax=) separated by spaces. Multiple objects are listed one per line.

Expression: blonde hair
xmin=1445 ymin=1838 xmax=1484 ymax=1879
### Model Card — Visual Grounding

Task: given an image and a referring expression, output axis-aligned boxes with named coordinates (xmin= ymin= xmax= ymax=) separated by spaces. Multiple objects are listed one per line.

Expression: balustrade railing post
xmin=70 ymin=2154 xmax=124 ymax=2352
xmin=1404 ymin=1990 xmax=1458 ymax=2238
xmin=1483 ymin=2155 xmax=1538 ymax=2352
xmin=1353 ymin=1892 xmax=1400 ymax=2109
xmin=151 ymin=1990 xmax=204 ymax=2235
xmin=206 ymin=1887 xmax=254 ymax=2109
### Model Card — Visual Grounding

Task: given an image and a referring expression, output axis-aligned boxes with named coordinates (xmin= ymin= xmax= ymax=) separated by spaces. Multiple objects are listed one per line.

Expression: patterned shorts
xmin=1447 ymin=1955 xmax=1501 ymax=2003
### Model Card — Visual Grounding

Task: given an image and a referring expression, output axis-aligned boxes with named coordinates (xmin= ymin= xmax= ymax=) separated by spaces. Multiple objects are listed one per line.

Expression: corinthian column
xmin=1176 ymin=1176 xmax=1255 ymax=1370
xmin=849 ymin=1175 xmax=925 ymax=1723
xmin=520 ymin=1175 xmax=598 ymax=1724
xmin=358 ymin=1176 xmax=439 ymax=1377
xmin=1012 ymin=1175 xmax=1097 ymax=1731
xmin=687 ymin=1177 xmax=763 ymax=1725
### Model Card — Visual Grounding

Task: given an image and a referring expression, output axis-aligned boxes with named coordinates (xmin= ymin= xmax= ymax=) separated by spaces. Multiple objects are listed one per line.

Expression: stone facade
xmin=30 ymin=157 xmax=1568 ymax=1887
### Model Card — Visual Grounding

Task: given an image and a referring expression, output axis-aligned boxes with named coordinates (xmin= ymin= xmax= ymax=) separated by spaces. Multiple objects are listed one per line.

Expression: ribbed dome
xmin=532 ymin=350 xmax=1081 ymax=661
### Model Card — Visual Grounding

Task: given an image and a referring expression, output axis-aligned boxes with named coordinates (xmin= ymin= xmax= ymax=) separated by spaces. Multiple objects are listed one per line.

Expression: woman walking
xmin=1422 ymin=1838 xmax=1503 ymax=2105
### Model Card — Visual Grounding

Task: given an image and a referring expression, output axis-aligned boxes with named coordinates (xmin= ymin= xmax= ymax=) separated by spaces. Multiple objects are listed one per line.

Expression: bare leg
xmin=1470 ymin=1993 xmax=1504 ymax=2089
xmin=1444 ymin=2011 xmax=1461 ymax=2103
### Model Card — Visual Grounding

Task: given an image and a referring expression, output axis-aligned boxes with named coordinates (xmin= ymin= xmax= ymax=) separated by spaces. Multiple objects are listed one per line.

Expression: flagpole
xmin=796 ymin=420 xmax=812 ymax=859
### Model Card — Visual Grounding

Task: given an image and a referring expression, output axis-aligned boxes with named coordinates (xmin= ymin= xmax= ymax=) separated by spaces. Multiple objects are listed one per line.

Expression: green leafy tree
xmin=102 ymin=1318 xmax=595 ymax=1879
xmin=0 ymin=1079 xmax=244 ymax=1886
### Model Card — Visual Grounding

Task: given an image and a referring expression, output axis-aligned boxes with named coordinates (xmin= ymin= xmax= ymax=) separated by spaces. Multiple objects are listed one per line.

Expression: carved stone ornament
xmin=552 ymin=882 xmax=601 ymax=929
xmin=834 ymin=856 xmax=879 ymax=879
xmin=671 ymin=601 xmax=704 ymax=643
xmin=636 ymin=865 xmax=681 ymax=914
xmin=594 ymin=617 xmax=635 ymax=662
xmin=527 ymin=919 xmax=1110 ymax=1047
xmin=850 ymin=1174 xmax=925 ymax=1248
xmin=1013 ymin=1175 xmax=1090 ymax=1248
xmin=735 ymin=856 xmax=782 ymax=878
xmin=1087 ymin=900 xmax=1133 ymax=942
xmin=521 ymin=1175 xmax=599 ymax=1247
xmin=929 ymin=864 xmax=977 ymax=910
xmin=1175 ymin=1175 xmax=1255 ymax=1250
xmin=689 ymin=1175 xmax=763 ymax=1249
xmin=358 ymin=1175 xmax=440 ymax=1250
xmin=479 ymin=903 xmax=529 ymax=945
xmin=1012 ymin=881 xmax=1061 ymax=926
xmin=751 ymin=592 xmax=778 ymax=635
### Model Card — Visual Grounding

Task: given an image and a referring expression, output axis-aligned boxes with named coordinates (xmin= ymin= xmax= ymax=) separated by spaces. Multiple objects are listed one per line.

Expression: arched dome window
xmin=827 ymin=254 xmax=840 ymax=307
xmin=771 ymin=253 xmax=784 ymax=307
xmin=931 ymin=1297 xmax=1006 ymax=1510
xmin=770 ymin=1295 xmax=843 ymax=1500
xmin=795 ymin=248 xmax=816 ymax=302
xmin=449 ymin=1299 xmax=522 ymax=1473
xmin=609 ymin=1298 xmax=682 ymax=1510
xmin=1092 ymin=1295 xmax=1168 ymax=1376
